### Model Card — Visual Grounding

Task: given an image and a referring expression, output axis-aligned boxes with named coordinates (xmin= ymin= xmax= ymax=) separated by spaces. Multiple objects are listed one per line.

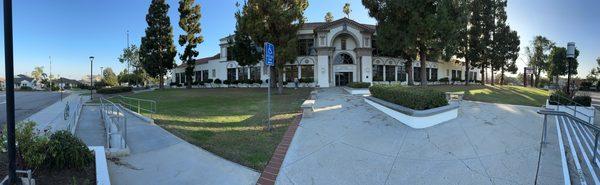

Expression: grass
xmin=118 ymin=88 xmax=311 ymax=171
xmin=421 ymin=85 xmax=550 ymax=107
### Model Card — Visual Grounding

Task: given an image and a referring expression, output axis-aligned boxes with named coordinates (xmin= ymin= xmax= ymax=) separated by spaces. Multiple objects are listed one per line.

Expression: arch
xmin=328 ymin=30 xmax=361 ymax=48
xmin=334 ymin=53 xmax=354 ymax=65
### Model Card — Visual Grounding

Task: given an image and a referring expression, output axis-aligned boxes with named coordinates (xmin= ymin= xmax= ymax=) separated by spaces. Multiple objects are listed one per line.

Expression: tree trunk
xmin=491 ymin=67 xmax=495 ymax=86
xmin=159 ymin=74 xmax=164 ymax=89
xmin=277 ymin=69 xmax=283 ymax=94
xmin=500 ymin=67 xmax=505 ymax=85
xmin=480 ymin=68 xmax=485 ymax=85
xmin=464 ymin=59 xmax=470 ymax=85
xmin=186 ymin=74 xmax=192 ymax=89
xmin=419 ymin=51 xmax=427 ymax=86
xmin=534 ymin=70 xmax=541 ymax=87
xmin=406 ymin=60 xmax=414 ymax=85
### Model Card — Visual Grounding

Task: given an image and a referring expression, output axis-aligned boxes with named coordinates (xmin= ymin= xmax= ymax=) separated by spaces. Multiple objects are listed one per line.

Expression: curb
xmin=256 ymin=113 xmax=302 ymax=185
xmin=117 ymin=104 xmax=155 ymax=124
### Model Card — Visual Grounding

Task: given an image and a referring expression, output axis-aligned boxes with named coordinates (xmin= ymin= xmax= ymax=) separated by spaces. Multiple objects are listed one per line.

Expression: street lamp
xmin=89 ymin=56 xmax=94 ymax=100
xmin=566 ymin=42 xmax=575 ymax=94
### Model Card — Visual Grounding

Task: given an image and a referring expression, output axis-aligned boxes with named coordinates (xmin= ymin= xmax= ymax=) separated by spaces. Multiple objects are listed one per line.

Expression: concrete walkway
xmin=276 ymin=88 xmax=563 ymax=185
xmin=75 ymin=105 xmax=106 ymax=147
xmin=23 ymin=92 xmax=85 ymax=133
xmin=106 ymin=108 xmax=259 ymax=185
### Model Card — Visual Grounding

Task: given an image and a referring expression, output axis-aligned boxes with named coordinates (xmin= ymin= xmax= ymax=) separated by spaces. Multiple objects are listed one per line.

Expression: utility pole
xmin=126 ymin=30 xmax=131 ymax=73
xmin=49 ymin=56 xmax=52 ymax=90
xmin=3 ymin=0 xmax=17 ymax=183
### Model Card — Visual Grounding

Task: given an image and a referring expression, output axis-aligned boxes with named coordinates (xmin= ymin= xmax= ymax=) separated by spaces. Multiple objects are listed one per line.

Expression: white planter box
xmin=343 ymin=87 xmax=370 ymax=95
xmin=89 ymin=146 xmax=111 ymax=185
xmin=365 ymin=96 xmax=459 ymax=129
xmin=545 ymin=100 xmax=595 ymax=123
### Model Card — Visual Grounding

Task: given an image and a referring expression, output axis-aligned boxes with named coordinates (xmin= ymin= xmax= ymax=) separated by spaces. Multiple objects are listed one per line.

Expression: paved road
xmin=0 ymin=91 xmax=66 ymax=125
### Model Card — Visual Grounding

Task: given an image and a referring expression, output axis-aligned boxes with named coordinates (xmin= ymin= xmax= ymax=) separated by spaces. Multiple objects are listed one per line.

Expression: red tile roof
xmin=176 ymin=54 xmax=220 ymax=68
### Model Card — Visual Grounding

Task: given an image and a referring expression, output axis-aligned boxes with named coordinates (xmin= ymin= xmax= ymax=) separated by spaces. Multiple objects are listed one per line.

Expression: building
xmin=170 ymin=18 xmax=480 ymax=87
xmin=80 ymin=75 xmax=102 ymax=86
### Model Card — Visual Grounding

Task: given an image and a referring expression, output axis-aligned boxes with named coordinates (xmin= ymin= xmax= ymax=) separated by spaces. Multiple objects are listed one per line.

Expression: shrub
xmin=14 ymin=121 xmax=49 ymax=169
xmin=46 ymin=131 xmax=93 ymax=169
xmin=96 ymin=86 xmax=133 ymax=94
xmin=176 ymin=83 xmax=182 ymax=87
xmin=51 ymin=85 xmax=60 ymax=91
xmin=347 ymin=82 xmax=371 ymax=88
xmin=231 ymin=80 xmax=239 ymax=85
xmin=548 ymin=91 xmax=571 ymax=105
xmin=580 ymin=81 xmax=593 ymax=90
xmin=169 ymin=82 xmax=177 ymax=86
xmin=214 ymin=79 xmax=222 ymax=84
xmin=223 ymin=80 xmax=231 ymax=85
xmin=451 ymin=77 xmax=461 ymax=82
xmin=573 ymin=95 xmax=592 ymax=106
xmin=369 ymin=84 xmax=448 ymax=110
xmin=439 ymin=77 xmax=449 ymax=83
xmin=299 ymin=78 xmax=314 ymax=83
xmin=20 ymin=86 xmax=33 ymax=91
xmin=256 ymin=79 xmax=263 ymax=85
xmin=204 ymin=79 xmax=214 ymax=84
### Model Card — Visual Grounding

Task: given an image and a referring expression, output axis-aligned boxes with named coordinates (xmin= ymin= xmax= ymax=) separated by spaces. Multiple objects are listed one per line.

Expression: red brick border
xmin=256 ymin=114 xmax=302 ymax=185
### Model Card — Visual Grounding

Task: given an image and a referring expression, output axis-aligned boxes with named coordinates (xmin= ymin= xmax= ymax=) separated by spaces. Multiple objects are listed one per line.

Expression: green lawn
xmin=120 ymin=88 xmax=311 ymax=171
xmin=422 ymin=85 xmax=550 ymax=107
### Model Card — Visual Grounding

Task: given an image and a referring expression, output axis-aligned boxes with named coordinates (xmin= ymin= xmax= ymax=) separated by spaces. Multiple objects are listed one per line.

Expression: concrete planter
xmin=89 ymin=146 xmax=111 ymax=185
xmin=364 ymin=96 xmax=459 ymax=129
xmin=545 ymin=100 xmax=595 ymax=123
xmin=343 ymin=87 xmax=370 ymax=95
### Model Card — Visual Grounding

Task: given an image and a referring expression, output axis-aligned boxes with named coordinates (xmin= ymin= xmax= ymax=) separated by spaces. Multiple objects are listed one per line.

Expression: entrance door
xmin=335 ymin=72 xmax=353 ymax=86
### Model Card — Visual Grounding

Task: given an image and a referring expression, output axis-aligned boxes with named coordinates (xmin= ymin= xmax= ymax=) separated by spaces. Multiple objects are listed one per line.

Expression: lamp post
xmin=566 ymin=42 xmax=575 ymax=94
xmin=89 ymin=56 xmax=94 ymax=100
xmin=3 ymin=0 xmax=17 ymax=183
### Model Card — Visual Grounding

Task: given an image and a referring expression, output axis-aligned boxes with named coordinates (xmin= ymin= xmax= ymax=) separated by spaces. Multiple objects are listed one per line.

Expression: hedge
xmin=96 ymin=86 xmax=133 ymax=94
xmin=347 ymin=82 xmax=371 ymax=89
xmin=369 ymin=84 xmax=448 ymax=110
xmin=573 ymin=95 xmax=592 ymax=106
xmin=549 ymin=91 xmax=592 ymax=106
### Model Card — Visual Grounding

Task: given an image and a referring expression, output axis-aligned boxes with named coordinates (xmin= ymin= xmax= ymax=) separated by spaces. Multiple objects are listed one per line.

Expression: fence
xmin=115 ymin=95 xmax=157 ymax=117
xmin=99 ymin=97 xmax=127 ymax=150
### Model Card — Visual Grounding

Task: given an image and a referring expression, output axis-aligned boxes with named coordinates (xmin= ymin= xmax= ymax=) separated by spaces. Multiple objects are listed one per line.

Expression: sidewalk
xmin=23 ymin=92 xmax=86 ymax=133
xmin=106 ymin=108 xmax=259 ymax=185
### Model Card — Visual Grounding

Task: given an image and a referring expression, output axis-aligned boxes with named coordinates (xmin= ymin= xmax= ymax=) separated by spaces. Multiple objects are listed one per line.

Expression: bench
xmin=310 ymin=90 xmax=318 ymax=100
xmin=445 ymin=92 xmax=465 ymax=101
xmin=301 ymin=100 xmax=316 ymax=118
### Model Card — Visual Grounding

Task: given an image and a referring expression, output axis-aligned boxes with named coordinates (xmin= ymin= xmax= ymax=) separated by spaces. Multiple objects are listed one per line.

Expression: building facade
xmin=170 ymin=18 xmax=480 ymax=87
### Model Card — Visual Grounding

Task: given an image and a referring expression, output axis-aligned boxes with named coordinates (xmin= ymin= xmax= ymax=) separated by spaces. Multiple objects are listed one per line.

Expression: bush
xmin=548 ymin=91 xmax=571 ymax=105
xmin=451 ymin=77 xmax=461 ymax=82
xmin=51 ymin=85 xmax=60 ymax=91
xmin=256 ymin=79 xmax=263 ymax=85
xmin=439 ymin=77 xmax=449 ymax=83
xmin=369 ymin=84 xmax=448 ymax=110
xmin=214 ymin=79 xmax=222 ymax=84
xmin=204 ymin=79 xmax=214 ymax=84
xmin=46 ymin=131 xmax=94 ymax=169
xmin=20 ymin=86 xmax=33 ymax=91
xmin=223 ymin=80 xmax=231 ymax=85
xmin=580 ymin=81 xmax=593 ymax=90
xmin=347 ymin=82 xmax=371 ymax=88
xmin=169 ymin=82 xmax=177 ymax=87
xmin=299 ymin=78 xmax=314 ymax=83
xmin=573 ymin=95 xmax=592 ymax=106
xmin=96 ymin=86 xmax=133 ymax=94
xmin=14 ymin=121 xmax=49 ymax=169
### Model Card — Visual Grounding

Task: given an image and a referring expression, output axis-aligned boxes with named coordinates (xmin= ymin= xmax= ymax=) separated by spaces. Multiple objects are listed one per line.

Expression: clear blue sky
xmin=0 ymin=0 xmax=597 ymax=80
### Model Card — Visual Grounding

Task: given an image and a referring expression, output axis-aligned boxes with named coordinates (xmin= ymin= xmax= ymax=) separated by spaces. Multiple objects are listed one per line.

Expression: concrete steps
xmin=557 ymin=115 xmax=600 ymax=185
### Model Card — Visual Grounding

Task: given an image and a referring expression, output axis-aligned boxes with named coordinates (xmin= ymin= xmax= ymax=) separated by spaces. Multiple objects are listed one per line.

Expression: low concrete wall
xmin=364 ymin=96 xmax=458 ymax=129
xmin=343 ymin=87 xmax=370 ymax=95
xmin=546 ymin=100 xmax=595 ymax=123
xmin=89 ymin=146 xmax=111 ymax=185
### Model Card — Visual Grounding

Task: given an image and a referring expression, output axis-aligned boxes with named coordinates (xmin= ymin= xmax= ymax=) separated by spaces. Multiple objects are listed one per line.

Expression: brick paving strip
xmin=256 ymin=114 xmax=302 ymax=185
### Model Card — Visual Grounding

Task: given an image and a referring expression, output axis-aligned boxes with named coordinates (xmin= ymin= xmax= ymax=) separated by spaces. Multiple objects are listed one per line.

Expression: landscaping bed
xmin=119 ymin=88 xmax=312 ymax=171
xmin=419 ymin=85 xmax=550 ymax=107
xmin=0 ymin=154 xmax=95 ymax=185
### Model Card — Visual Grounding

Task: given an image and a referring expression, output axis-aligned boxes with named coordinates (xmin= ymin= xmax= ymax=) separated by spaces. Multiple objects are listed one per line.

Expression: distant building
xmin=80 ymin=75 xmax=102 ymax=86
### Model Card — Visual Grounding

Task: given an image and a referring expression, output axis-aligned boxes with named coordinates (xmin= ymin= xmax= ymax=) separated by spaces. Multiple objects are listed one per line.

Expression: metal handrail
xmin=548 ymin=93 xmax=595 ymax=124
xmin=117 ymin=95 xmax=157 ymax=115
xmin=100 ymin=97 xmax=127 ymax=149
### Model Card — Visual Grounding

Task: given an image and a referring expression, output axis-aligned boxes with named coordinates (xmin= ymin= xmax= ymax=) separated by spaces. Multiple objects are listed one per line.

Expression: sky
xmin=0 ymin=0 xmax=598 ymax=80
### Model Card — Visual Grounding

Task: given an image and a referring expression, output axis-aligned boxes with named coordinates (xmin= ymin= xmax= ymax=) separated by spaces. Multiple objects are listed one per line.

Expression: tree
xmin=489 ymin=0 xmax=519 ymax=85
xmin=325 ymin=12 xmax=334 ymax=22
xmin=548 ymin=46 xmax=579 ymax=83
xmin=178 ymin=0 xmax=204 ymax=89
xmin=140 ymin=0 xmax=177 ymax=89
xmin=363 ymin=0 xmax=468 ymax=86
xmin=343 ymin=3 xmax=351 ymax=18
xmin=31 ymin=66 xmax=44 ymax=82
xmin=118 ymin=45 xmax=141 ymax=73
xmin=236 ymin=0 xmax=308 ymax=94
xmin=528 ymin=35 xmax=554 ymax=87
xmin=102 ymin=68 xmax=119 ymax=87
xmin=463 ymin=0 xmax=497 ymax=85
xmin=230 ymin=3 xmax=263 ymax=69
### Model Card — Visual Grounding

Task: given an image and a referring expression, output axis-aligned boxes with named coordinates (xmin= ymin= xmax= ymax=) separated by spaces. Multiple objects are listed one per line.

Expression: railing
xmin=99 ymin=97 xmax=127 ymax=150
xmin=116 ymin=95 xmax=157 ymax=117
xmin=66 ymin=95 xmax=85 ymax=134
xmin=548 ymin=93 xmax=595 ymax=124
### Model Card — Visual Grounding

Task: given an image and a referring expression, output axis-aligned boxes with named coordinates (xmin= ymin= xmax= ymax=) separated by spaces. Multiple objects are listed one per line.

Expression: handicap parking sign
xmin=265 ymin=42 xmax=275 ymax=66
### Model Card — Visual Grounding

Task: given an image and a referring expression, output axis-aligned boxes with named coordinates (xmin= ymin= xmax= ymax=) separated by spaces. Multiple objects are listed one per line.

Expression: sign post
xmin=264 ymin=42 xmax=275 ymax=131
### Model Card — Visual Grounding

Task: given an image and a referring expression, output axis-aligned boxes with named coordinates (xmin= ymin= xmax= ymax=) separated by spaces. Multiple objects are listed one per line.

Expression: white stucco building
xmin=170 ymin=18 xmax=480 ymax=87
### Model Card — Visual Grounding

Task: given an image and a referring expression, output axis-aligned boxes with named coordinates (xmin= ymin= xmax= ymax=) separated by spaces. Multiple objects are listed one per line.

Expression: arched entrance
xmin=333 ymin=53 xmax=354 ymax=86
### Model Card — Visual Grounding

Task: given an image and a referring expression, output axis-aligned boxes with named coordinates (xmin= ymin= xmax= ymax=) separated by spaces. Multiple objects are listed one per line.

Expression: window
xmin=284 ymin=65 xmax=298 ymax=82
xmin=195 ymin=71 xmax=201 ymax=82
xmin=414 ymin=67 xmax=421 ymax=82
xmin=397 ymin=66 xmax=406 ymax=82
xmin=238 ymin=66 xmax=248 ymax=80
xmin=300 ymin=65 xmax=314 ymax=79
xmin=372 ymin=39 xmax=381 ymax=56
xmin=334 ymin=53 xmax=353 ymax=64
xmin=226 ymin=46 xmax=234 ymax=61
xmin=426 ymin=68 xmax=431 ymax=81
xmin=179 ymin=73 xmax=186 ymax=84
xmin=250 ymin=66 xmax=261 ymax=80
xmin=227 ymin=68 xmax=236 ymax=80
xmin=451 ymin=70 xmax=462 ymax=81
xmin=372 ymin=65 xmax=384 ymax=81
xmin=468 ymin=71 xmax=478 ymax=82
xmin=212 ymin=69 xmax=216 ymax=78
xmin=202 ymin=70 xmax=209 ymax=81
xmin=341 ymin=37 xmax=347 ymax=50
xmin=175 ymin=73 xmax=180 ymax=84
xmin=429 ymin=68 xmax=438 ymax=81
xmin=297 ymin=39 xmax=314 ymax=56
xmin=385 ymin=66 xmax=395 ymax=82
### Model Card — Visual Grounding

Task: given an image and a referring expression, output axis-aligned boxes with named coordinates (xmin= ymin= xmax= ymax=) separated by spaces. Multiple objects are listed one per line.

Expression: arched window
xmin=334 ymin=53 xmax=353 ymax=64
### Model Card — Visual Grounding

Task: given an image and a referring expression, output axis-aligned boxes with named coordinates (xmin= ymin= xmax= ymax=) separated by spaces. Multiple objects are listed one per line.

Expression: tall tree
xmin=236 ymin=0 xmax=308 ymax=94
xmin=325 ymin=12 xmax=334 ymax=22
xmin=466 ymin=0 xmax=496 ymax=85
xmin=31 ymin=66 xmax=44 ymax=82
xmin=363 ymin=0 xmax=468 ymax=86
xmin=231 ymin=3 xmax=263 ymax=69
xmin=343 ymin=3 xmax=351 ymax=18
xmin=528 ymin=35 xmax=554 ymax=87
xmin=140 ymin=0 xmax=177 ymax=89
xmin=178 ymin=0 xmax=204 ymax=89
xmin=118 ymin=45 xmax=142 ymax=74
xmin=547 ymin=46 xmax=579 ymax=83
xmin=489 ymin=0 xmax=519 ymax=85
xmin=102 ymin=68 xmax=119 ymax=87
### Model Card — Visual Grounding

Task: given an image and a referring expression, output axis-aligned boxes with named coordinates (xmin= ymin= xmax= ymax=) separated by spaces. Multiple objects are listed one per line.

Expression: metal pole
xmin=90 ymin=60 xmax=93 ymax=100
xmin=267 ymin=66 xmax=272 ymax=131
xmin=3 ymin=0 xmax=17 ymax=183
xmin=567 ymin=58 xmax=572 ymax=94
xmin=542 ymin=114 xmax=548 ymax=143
